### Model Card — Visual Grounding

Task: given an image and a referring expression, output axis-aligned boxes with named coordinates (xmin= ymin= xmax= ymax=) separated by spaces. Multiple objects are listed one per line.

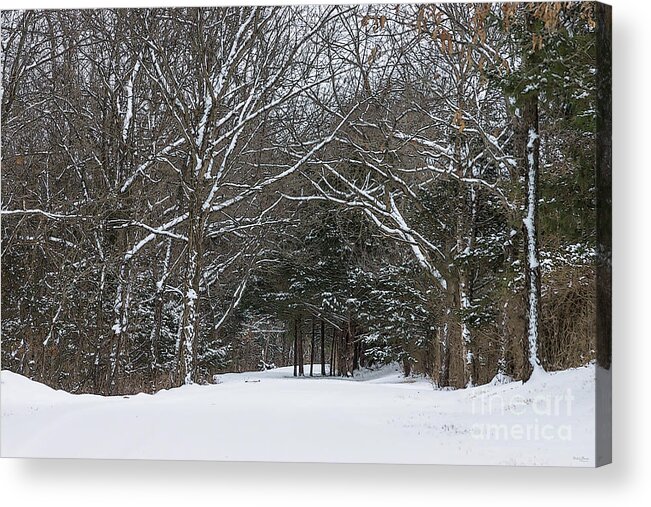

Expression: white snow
xmin=0 ymin=363 xmax=596 ymax=466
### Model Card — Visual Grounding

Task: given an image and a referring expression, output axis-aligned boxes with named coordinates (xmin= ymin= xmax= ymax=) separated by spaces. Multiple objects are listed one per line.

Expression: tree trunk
xmin=352 ymin=333 xmax=360 ymax=372
xmin=310 ymin=318 xmax=315 ymax=376
xmin=402 ymin=356 xmax=411 ymax=377
xmin=343 ymin=325 xmax=353 ymax=377
xmin=458 ymin=268 xmax=473 ymax=386
xmin=339 ymin=329 xmax=347 ymax=376
xmin=108 ymin=261 xmax=131 ymax=394
xmin=320 ymin=319 xmax=326 ymax=376
xmin=177 ymin=207 xmax=204 ymax=386
xmin=521 ymin=93 xmax=543 ymax=380
xmin=329 ymin=328 xmax=336 ymax=376
xmin=93 ymin=262 xmax=106 ymax=393
xmin=439 ymin=319 xmax=451 ymax=388
xmin=150 ymin=289 xmax=163 ymax=391
xmin=297 ymin=315 xmax=304 ymax=376
xmin=293 ymin=320 xmax=298 ymax=377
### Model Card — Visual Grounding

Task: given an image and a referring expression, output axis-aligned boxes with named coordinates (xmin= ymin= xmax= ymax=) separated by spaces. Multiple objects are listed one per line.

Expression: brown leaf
xmin=439 ymin=30 xmax=452 ymax=54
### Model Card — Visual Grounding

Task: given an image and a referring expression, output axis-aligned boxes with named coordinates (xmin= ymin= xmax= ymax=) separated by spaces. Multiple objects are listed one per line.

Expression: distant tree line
xmin=1 ymin=3 xmax=610 ymax=394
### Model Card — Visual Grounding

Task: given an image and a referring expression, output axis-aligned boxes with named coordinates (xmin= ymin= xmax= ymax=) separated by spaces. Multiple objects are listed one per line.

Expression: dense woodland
xmin=1 ymin=3 xmax=611 ymax=394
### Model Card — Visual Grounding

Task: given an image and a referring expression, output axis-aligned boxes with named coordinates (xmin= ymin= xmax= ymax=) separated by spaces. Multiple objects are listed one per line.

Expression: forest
xmin=1 ymin=3 xmax=611 ymax=395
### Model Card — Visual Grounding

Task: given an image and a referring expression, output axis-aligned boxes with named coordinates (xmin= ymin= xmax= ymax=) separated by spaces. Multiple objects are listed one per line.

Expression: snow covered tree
xmin=1 ymin=4 xmax=607 ymax=393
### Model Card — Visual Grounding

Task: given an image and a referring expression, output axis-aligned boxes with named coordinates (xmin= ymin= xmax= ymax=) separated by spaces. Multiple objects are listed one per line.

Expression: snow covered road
xmin=1 ymin=364 xmax=596 ymax=466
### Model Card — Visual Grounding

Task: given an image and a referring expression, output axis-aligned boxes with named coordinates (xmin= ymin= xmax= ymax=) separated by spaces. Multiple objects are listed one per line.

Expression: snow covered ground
xmin=0 ymin=364 xmax=596 ymax=466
